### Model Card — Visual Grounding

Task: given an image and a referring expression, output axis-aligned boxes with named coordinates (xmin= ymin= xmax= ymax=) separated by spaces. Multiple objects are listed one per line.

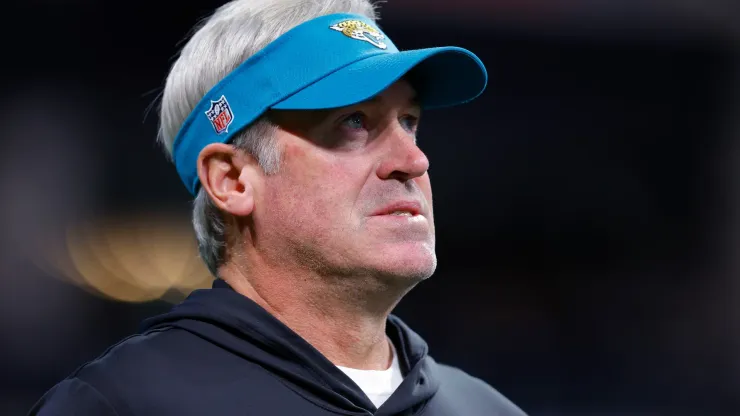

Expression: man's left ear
xmin=196 ymin=143 xmax=257 ymax=217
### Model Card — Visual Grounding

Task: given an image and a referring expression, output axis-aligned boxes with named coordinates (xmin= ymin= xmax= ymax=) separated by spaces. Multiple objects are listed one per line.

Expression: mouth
xmin=368 ymin=202 xmax=430 ymax=235
xmin=386 ymin=211 xmax=416 ymax=217
xmin=371 ymin=202 xmax=423 ymax=217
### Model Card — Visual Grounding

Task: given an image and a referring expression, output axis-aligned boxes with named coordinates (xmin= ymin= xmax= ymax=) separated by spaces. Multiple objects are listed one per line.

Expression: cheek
xmin=416 ymin=175 xmax=433 ymax=215
xmin=264 ymin=143 xmax=361 ymax=232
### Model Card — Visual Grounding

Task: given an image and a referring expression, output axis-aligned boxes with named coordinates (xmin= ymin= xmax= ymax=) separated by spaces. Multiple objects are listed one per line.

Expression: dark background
xmin=2 ymin=1 xmax=740 ymax=415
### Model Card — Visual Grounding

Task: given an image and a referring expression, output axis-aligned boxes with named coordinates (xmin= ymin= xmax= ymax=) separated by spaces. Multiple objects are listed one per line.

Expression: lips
xmin=371 ymin=201 xmax=422 ymax=217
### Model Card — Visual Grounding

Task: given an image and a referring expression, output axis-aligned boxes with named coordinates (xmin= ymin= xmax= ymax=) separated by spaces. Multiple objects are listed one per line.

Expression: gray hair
xmin=157 ymin=0 xmax=379 ymax=277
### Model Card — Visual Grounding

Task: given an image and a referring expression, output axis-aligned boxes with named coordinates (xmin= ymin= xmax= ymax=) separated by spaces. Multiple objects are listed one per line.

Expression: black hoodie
xmin=30 ymin=280 xmax=526 ymax=415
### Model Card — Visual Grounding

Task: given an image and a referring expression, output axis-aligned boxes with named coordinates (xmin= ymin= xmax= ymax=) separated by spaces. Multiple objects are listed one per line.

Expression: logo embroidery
xmin=329 ymin=20 xmax=387 ymax=50
xmin=205 ymin=95 xmax=234 ymax=134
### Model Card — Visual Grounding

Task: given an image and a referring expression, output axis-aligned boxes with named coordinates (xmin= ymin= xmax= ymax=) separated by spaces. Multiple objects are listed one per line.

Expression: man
xmin=31 ymin=0 xmax=527 ymax=415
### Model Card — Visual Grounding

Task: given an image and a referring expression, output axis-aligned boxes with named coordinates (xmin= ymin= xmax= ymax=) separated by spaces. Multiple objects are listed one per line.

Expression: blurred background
xmin=2 ymin=0 xmax=740 ymax=415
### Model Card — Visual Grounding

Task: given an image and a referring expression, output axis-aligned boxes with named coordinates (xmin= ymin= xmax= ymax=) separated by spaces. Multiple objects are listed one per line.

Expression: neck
xmin=219 ymin=260 xmax=398 ymax=370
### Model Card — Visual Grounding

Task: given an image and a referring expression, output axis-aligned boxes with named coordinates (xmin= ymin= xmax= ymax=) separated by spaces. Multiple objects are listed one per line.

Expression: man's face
xmin=256 ymin=80 xmax=436 ymax=283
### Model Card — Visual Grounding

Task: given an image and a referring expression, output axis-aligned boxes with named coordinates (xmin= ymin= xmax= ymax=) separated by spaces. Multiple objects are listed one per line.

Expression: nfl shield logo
xmin=205 ymin=95 xmax=234 ymax=134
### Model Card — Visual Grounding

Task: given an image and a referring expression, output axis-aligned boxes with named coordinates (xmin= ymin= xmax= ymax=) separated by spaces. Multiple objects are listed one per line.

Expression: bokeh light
xmin=39 ymin=215 xmax=212 ymax=303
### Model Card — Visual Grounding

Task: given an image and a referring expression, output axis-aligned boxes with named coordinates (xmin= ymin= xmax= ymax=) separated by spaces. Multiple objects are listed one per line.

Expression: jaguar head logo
xmin=329 ymin=20 xmax=387 ymax=50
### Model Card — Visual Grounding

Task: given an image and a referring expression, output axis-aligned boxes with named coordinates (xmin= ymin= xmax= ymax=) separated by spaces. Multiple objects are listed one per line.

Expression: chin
xmin=370 ymin=243 xmax=437 ymax=282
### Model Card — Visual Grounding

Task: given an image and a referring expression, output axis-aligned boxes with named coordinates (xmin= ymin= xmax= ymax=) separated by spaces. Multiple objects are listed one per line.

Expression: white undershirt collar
xmin=336 ymin=340 xmax=404 ymax=408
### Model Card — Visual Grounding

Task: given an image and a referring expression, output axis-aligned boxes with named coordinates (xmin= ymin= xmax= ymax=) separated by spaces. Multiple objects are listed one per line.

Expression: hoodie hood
xmin=140 ymin=279 xmax=440 ymax=415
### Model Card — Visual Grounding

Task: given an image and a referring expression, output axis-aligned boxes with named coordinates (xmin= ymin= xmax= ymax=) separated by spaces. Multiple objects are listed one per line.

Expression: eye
xmin=399 ymin=114 xmax=419 ymax=133
xmin=340 ymin=112 xmax=367 ymax=131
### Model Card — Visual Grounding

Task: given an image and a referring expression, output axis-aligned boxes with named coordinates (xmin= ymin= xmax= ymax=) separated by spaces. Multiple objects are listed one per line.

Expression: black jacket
xmin=30 ymin=279 xmax=526 ymax=415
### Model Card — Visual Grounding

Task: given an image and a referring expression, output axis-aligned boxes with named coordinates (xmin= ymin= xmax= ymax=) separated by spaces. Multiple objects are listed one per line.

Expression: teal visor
xmin=172 ymin=13 xmax=488 ymax=195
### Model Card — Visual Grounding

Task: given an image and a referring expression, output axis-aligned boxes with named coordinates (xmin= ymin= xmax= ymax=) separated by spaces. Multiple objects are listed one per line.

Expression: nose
xmin=375 ymin=126 xmax=430 ymax=182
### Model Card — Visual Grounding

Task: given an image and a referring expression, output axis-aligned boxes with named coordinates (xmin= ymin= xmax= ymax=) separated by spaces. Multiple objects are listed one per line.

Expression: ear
xmin=196 ymin=143 xmax=257 ymax=217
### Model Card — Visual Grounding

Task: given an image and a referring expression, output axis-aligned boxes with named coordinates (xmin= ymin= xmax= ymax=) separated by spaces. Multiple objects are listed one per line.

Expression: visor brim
xmin=271 ymin=46 xmax=487 ymax=110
